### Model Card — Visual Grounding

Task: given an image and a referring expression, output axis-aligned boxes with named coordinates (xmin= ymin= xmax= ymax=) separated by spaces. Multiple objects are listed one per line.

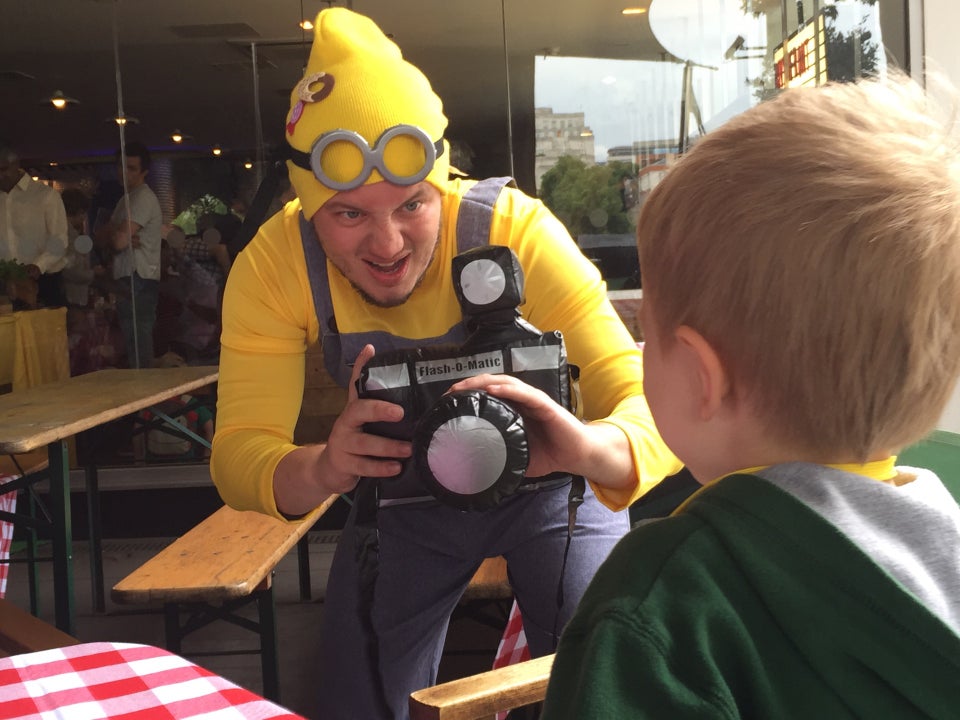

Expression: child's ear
xmin=674 ymin=325 xmax=729 ymax=421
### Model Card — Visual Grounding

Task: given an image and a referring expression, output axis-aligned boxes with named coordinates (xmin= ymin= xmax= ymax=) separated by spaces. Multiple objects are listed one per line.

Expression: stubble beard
xmin=333 ymin=228 xmax=442 ymax=309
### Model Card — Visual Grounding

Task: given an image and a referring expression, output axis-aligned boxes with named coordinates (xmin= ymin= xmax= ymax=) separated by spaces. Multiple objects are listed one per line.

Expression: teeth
xmin=370 ymin=260 xmax=401 ymax=270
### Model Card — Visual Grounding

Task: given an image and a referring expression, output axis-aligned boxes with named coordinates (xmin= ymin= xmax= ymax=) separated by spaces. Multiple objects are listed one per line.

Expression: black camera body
xmin=356 ymin=245 xmax=575 ymax=510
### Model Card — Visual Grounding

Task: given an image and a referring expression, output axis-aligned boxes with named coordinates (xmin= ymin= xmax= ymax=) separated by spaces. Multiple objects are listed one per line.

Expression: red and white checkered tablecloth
xmin=492 ymin=599 xmax=530 ymax=720
xmin=0 ymin=475 xmax=16 ymax=600
xmin=0 ymin=642 xmax=305 ymax=720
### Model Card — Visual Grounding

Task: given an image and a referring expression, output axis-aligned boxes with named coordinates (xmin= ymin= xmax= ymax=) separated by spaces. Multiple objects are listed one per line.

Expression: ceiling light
xmin=299 ymin=19 xmax=314 ymax=30
xmin=170 ymin=129 xmax=193 ymax=143
xmin=243 ymin=160 xmax=253 ymax=170
xmin=212 ymin=145 xmax=223 ymax=157
xmin=45 ymin=90 xmax=79 ymax=109
xmin=621 ymin=7 xmax=647 ymax=15
xmin=110 ymin=115 xmax=140 ymax=126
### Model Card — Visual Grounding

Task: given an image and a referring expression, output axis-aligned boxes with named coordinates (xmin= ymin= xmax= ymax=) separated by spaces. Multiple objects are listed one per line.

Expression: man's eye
xmin=340 ymin=210 xmax=361 ymax=220
xmin=404 ymin=200 xmax=422 ymax=212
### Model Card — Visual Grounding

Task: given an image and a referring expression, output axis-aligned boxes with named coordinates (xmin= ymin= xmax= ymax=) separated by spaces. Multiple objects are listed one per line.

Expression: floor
xmin=3 ymin=489 xmax=509 ymax=719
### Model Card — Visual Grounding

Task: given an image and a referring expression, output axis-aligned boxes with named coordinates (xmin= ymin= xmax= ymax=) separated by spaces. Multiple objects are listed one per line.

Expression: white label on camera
xmin=365 ymin=363 xmax=410 ymax=390
xmin=415 ymin=350 xmax=504 ymax=383
xmin=511 ymin=345 xmax=560 ymax=371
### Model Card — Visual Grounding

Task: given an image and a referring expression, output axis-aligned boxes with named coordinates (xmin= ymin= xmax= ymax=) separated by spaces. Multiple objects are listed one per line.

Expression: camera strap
xmin=553 ymin=474 xmax=585 ymax=646
xmin=352 ymin=477 xmax=393 ymax=716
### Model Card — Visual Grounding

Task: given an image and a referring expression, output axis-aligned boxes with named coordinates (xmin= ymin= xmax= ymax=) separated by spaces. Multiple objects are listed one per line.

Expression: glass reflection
xmin=5 ymin=0 xmax=909 ymax=376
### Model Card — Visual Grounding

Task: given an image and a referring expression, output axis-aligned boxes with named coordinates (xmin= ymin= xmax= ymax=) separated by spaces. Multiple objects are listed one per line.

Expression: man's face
xmin=0 ymin=153 xmax=22 ymax=193
xmin=310 ymin=180 xmax=442 ymax=307
xmin=118 ymin=155 xmax=147 ymax=189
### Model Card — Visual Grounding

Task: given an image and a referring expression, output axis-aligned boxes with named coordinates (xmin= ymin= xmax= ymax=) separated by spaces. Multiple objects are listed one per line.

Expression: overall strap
xmin=299 ymin=214 xmax=352 ymax=383
xmin=456 ymin=176 xmax=516 ymax=253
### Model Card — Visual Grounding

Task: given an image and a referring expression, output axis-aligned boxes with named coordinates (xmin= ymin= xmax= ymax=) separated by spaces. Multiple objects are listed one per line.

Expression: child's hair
xmin=637 ymin=74 xmax=960 ymax=460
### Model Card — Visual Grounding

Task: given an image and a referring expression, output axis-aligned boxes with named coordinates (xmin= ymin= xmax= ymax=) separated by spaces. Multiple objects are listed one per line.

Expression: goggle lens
xmin=306 ymin=125 xmax=440 ymax=191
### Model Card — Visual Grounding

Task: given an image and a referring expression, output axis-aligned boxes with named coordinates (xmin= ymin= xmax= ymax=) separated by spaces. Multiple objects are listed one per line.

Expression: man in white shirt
xmin=0 ymin=140 xmax=69 ymax=307
xmin=103 ymin=141 xmax=162 ymax=368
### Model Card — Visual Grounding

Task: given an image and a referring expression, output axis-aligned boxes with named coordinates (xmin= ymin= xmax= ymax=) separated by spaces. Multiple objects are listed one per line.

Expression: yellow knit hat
xmin=285 ymin=8 xmax=450 ymax=220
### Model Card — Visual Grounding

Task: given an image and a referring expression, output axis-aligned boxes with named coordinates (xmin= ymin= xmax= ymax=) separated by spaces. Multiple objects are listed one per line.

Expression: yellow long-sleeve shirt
xmin=211 ymin=179 xmax=680 ymax=519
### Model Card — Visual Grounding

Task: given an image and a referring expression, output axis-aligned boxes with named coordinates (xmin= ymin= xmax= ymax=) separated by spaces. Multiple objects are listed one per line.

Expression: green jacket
xmin=542 ymin=473 xmax=960 ymax=719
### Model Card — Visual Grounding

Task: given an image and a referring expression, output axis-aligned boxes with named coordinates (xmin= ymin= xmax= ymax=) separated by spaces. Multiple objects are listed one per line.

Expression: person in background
xmin=60 ymin=187 xmax=94 ymax=308
xmin=99 ymin=141 xmax=162 ymax=368
xmin=156 ymin=213 xmax=236 ymax=365
xmin=61 ymin=186 xmax=100 ymax=376
xmin=0 ymin=139 xmax=69 ymax=307
xmin=540 ymin=75 xmax=960 ymax=718
xmin=211 ymin=8 xmax=679 ymax=719
xmin=194 ymin=211 xmax=236 ymax=284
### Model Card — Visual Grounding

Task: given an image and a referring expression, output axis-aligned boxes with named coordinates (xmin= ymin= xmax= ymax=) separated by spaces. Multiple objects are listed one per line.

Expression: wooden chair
xmin=0 ymin=597 xmax=78 ymax=658
xmin=410 ymin=653 xmax=554 ymax=720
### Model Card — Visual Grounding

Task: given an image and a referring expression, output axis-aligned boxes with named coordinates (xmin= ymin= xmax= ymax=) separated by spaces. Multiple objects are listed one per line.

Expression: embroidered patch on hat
xmin=287 ymin=72 xmax=336 ymax=136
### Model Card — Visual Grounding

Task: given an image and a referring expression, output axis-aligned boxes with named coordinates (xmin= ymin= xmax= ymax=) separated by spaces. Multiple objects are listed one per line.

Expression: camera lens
xmin=414 ymin=390 xmax=528 ymax=511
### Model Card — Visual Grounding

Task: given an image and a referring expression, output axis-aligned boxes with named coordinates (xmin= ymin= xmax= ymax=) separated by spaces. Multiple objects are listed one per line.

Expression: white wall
xmin=925 ymin=0 xmax=960 ymax=433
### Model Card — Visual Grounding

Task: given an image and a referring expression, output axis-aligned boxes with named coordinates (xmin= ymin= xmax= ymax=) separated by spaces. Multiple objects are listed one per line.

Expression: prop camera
xmin=357 ymin=245 xmax=577 ymax=510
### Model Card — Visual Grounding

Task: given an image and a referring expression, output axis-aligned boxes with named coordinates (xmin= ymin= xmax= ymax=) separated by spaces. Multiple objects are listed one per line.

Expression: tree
xmin=822 ymin=6 xmax=881 ymax=82
xmin=739 ymin=0 xmax=877 ymax=18
xmin=539 ymin=157 xmax=636 ymax=238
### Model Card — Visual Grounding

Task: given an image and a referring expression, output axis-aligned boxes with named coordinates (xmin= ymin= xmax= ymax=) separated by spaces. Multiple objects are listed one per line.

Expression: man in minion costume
xmin=211 ymin=7 xmax=679 ymax=718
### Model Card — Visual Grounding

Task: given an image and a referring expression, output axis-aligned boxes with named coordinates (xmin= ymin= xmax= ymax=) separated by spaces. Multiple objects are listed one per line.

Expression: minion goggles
xmin=287 ymin=124 xmax=444 ymax=192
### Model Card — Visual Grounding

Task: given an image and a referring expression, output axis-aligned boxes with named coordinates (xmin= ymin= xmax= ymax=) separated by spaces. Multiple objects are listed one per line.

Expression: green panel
xmin=898 ymin=431 xmax=960 ymax=502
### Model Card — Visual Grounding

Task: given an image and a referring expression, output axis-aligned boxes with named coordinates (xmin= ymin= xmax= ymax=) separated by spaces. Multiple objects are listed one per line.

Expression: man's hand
xmin=273 ymin=344 xmax=412 ymax=516
xmin=447 ymin=374 xmax=586 ymax=478
xmin=316 ymin=344 xmax=412 ymax=493
xmin=448 ymin=374 xmax=635 ymax=490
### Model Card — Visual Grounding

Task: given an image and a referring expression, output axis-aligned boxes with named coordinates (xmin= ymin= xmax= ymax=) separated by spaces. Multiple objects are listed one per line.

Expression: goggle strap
xmin=287 ymin=145 xmax=313 ymax=172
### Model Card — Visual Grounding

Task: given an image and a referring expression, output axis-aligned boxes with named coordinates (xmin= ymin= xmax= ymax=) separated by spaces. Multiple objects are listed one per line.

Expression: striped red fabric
xmin=0 ymin=478 xmax=16 ymax=599
xmin=492 ymin=599 xmax=530 ymax=720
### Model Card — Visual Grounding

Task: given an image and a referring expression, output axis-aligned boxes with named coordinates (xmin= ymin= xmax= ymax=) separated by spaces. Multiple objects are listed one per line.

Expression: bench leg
xmin=164 ymin=603 xmax=182 ymax=654
xmin=48 ymin=440 xmax=75 ymax=636
xmin=161 ymin=595 xmax=281 ymax=703
xmin=26 ymin=489 xmax=40 ymax=617
xmin=85 ymin=464 xmax=105 ymax=614
xmin=256 ymin=583 xmax=280 ymax=703
xmin=297 ymin=534 xmax=311 ymax=601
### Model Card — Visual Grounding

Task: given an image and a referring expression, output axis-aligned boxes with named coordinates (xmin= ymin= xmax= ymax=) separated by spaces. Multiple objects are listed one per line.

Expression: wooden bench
xmin=111 ymin=497 xmax=335 ymax=702
xmin=458 ymin=555 xmax=513 ymax=635
xmin=0 ymin=449 xmax=49 ymax=480
xmin=410 ymin=652 xmax=554 ymax=720
xmin=463 ymin=556 xmax=511 ymax=602
xmin=0 ymin=597 xmax=79 ymax=658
